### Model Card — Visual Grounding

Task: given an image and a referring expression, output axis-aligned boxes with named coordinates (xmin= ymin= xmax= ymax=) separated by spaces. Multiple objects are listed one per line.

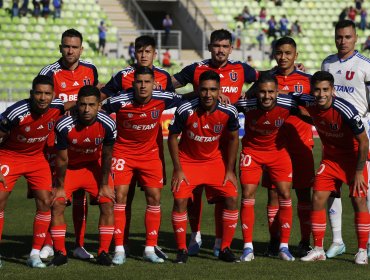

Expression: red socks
xmin=145 ymin=205 xmax=161 ymax=246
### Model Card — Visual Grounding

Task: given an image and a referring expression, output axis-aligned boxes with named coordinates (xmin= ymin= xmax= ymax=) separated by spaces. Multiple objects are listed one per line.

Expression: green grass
xmin=1 ymin=139 xmax=369 ymax=279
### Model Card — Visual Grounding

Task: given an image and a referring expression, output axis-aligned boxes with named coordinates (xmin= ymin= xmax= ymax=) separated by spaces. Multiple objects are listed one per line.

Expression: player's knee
xmin=173 ymin=198 xmax=187 ymax=212
xmin=51 ymin=199 xmax=67 ymax=216
xmin=100 ymin=201 xmax=114 ymax=216
xmin=351 ymin=197 xmax=368 ymax=212
xmin=224 ymin=196 xmax=238 ymax=210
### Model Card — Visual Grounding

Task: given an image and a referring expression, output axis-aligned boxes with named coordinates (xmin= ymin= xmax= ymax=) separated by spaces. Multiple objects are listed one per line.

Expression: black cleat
xmin=96 ymin=251 xmax=113 ymax=266
xmin=297 ymin=241 xmax=312 ymax=258
xmin=218 ymin=247 xmax=237 ymax=262
xmin=155 ymin=246 xmax=168 ymax=259
xmin=174 ymin=249 xmax=188 ymax=264
xmin=264 ymin=238 xmax=280 ymax=257
xmin=48 ymin=251 xmax=68 ymax=266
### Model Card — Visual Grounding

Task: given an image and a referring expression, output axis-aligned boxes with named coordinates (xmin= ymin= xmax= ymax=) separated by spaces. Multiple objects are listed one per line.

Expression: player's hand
xmin=171 ymin=169 xmax=189 ymax=193
xmin=51 ymin=187 xmax=67 ymax=206
xmin=223 ymin=170 xmax=238 ymax=191
xmin=295 ymin=63 xmax=306 ymax=72
xmin=98 ymin=184 xmax=116 ymax=203
xmin=0 ymin=172 xmax=8 ymax=189
xmin=352 ymin=171 xmax=367 ymax=197
xmin=218 ymin=93 xmax=231 ymax=105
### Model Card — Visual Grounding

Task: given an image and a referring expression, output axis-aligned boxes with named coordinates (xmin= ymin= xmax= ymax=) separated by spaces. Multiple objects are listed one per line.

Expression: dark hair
xmin=135 ymin=35 xmax=156 ymax=51
xmin=199 ymin=70 xmax=220 ymax=84
xmin=210 ymin=29 xmax=232 ymax=44
xmin=311 ymin=71 xmax=334 ymax=87
xmin=335 ymin=20 xmax=356 ymax=32
xmin=61 ymin=29 xmax=83 ymax=44
xmin=274 ymin=36 xmax=297 ymax=50
xmin=134 ymin=66 xmax=154 ymax=78
xmin=256 ymin=72 xmax=278 ymax=87
xmin=32 ymin=75 xmax=54 ymax=90
xmin=78 ymin=85 xmax=101 ymax=101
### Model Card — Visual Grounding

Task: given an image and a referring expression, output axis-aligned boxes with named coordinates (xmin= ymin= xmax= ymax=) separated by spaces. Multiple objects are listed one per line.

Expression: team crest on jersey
xmin=345 ymin=71 xmax=355 ymax=80
xmin=229 ymin=71 xmax=238 ymax=82
xmin=95 ymin=138 xmax=103 ymax=145
xmin=294 ymin=84 xmax=303 ymax=93
xmin=154 ymin=83 xmax=162 ymax=90
xmin=72 ymin=139 xmax=77 ymax=144
xmin=61 ymin=82 xmax=67 ymax=89
xmin=151 ymin=110 xmax=160 ymax=119
xmin=275 ymin=118 xmax=284 ymax=127
xmin=214 ymin=124 xmax=223 ymax=133
xmin=83 ymin=77 xmax=91 ymax=86
xmin=25 ymin=126 xmax=30 ymax=132
xmin=330 ymin=123 xmax=339 ymax=131
xmin=193 ymin=122 xmax=198 ymax=128
xmin=48 ymin=121 xmax=54 ymax=130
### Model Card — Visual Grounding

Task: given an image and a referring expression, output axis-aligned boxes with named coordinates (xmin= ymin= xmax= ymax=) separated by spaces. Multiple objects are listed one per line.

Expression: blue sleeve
xmin=173 ymin=63 xmax=197 ymax=86
xmin=93 ymin=65 xmax=99 ymax=86
xmin=168 ymin=109 xmax=187 ymax=135
xmin=242 ymin=62 xmax=258 ymax=83
xmin=102 ymin=115 xmax=117 ymax=146
xmin=348 ymin=114 xmax=365 ymax=135
xmin=165 ymin=72 xmax=175 ymax=92
xmin=164 ymin=92 xmax=183 ymax=109
xmin=227 ymin=106 xmax=240 ymax=131
xmin=55 ymin=125 xmax=69 ymax=150
xmin=101 ymin=97 xmax=121 ymax=114
xmin=101 ymin=71 xmax=123 ymax=97
xmin=0 ymin=113 xmax=12 ymax=133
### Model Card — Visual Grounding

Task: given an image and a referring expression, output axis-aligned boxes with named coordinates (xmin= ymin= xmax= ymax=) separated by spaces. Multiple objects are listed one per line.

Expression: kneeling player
xmin=50 ymin=86 xmax=116 ymax=266
xmin=169 ymin=70 xmax=240 ymax=263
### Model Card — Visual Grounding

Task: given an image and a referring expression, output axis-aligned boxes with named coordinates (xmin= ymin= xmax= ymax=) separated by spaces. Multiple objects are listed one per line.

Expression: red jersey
xmin=101 ymin=64 xmax=174 ymax=96
xmin=236 ymin=94 xmax=298 ymax=151
xmin=271 ymin=68 xmax=313 ymax=150
xmin=54 ymin=112 xmax=116 ymax=168
xmin=296 ymin=94 xmax=365 ymax=157
xmin=0 ymin=98 xmax=64 ymax=158
xmin=39 ymin=58 xmax=98 ymax=102
xmin=174 ymin=59 xmax=259 ymax=104
xmin=169 ymin=99 xmax=239 ymax=162
xmin=102 ymin=90 xmax=182 ymax=158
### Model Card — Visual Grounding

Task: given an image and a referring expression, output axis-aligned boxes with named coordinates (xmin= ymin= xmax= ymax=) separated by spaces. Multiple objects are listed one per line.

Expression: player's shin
xmin=145 ymin=205 xmax=161 ymax=247
xmin=72 ymin=190 xmax=88 ymax=248
xmin=98 ymin=202 xmax=114 ymax=254
xmin=327 ymin=196 xmax=343 ymax=244
xmin=221 ymin=208 xmax=238 ymax=250
xmin=240 ymin=198 xmax=255 ymax=246
xmin=297 ymin=201 xmax=312 ymax=242
xmin=311 ymin=209 xmax=326 ymax=248
xmin=113 ymin=203 xmax=126 ymax=250
xmin=172 ymin=210 xmax=188 ymax=250
xmin=0 ymin=211 xmax=3 ymax=242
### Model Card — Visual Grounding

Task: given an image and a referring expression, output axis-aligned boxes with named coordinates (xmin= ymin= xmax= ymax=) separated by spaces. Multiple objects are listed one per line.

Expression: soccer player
xmin=299 ymin=71 xmax=369 ymax=265
xmin=236 ymin=73 xmax=300 ymax=262
xmin=49 ymin=85 xmax=116 ymax=266
xmin=38 ymin=28 xmax=100 ymax=260
xmin=321 ymin=20 xmax=370 ymax=258
xmin=0 ymin=75 xmax=64 ymax=268
xmin=171 ymin=29 xmax=259 ymax=256
xmin=102 ymin=66 xmax=183 ymax=264
xmin=101 ymin=35 xmax=173 ymax=261
xmin=169 ymin=70 xmax=240 ymax=263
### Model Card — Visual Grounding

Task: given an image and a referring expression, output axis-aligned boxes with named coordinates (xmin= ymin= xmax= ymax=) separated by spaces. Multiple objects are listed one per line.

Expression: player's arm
xmin=168 ymin=132 xmax=189 ymax=192
xmin=353 ymin=130 xmax=369 ymax=196
xmin=53 ymin=149 xmax=68 ymax=202
xmin=223 ymin=129 xmax=239 ymax=188
xmin=98 ymin=144 xmax=115 ymax=202
xmin=171 ymin=76 xmax=185 ymax=89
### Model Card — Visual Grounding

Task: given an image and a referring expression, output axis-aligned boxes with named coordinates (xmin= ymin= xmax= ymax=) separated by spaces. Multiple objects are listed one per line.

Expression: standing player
xmin=0 ymin=75 xmax=64 ymax=268
xmin=101 ymin=35 xmax=173 ymax=261
xmin=49 ymin=85 xmax=116 ymax=266
xmin=300 ymin=71 xmax=369 ymax=265
xmin=169 ymin=70 xmax=240 ymax=263
xmin=236 ymin=73 xmax=301 ymax=262
xmin=102 ymin=66 xmax=183 ymax=264
xmin=321 ymin=20 xmax=370 ymax=258
xmin=171 ymin=29 xmax=259 ymax=256
xmin=38 ymin=28 xmax=99 ymax=260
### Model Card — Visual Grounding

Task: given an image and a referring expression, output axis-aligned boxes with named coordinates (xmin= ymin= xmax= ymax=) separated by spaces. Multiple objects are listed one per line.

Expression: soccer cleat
xmin=154 ymin=246 xmax=168 ymax=259
xmin=48 ymin=251 xmax=68 ymax=266
xmin=0 ymin=254 xmax=2 ymax=268
xmin=40 ymin=245 xmax=54 ymax=259
xmin=143 ymin=251 xmax=164 ymax=263
xmin=124 ymin=245 xmax=130 ymax=258
xmin=354 ymin=249 xmax=368 ymax=265
xmin=297 ymin=241 xmax=312 ymax=258
xmin=73 ymin=247 xmax=94 ymax=259
xmin=325 ymin=242 xmax=346 ymax=258
xmin=368 ymin=245 xmax=370 ymax=258
xmin=174 ymin=249 xmax=188 ymax=264
xmin=278 ymin=247 xmax=295 ymax=261
xmin=27 ymin=254 xmax=46 ymax=268
xmin=96 ymin=251 xmax=113 ymax=266
xmin=300 ymin=248 xmax=326 ymax=262
xmin=112 ymin=251 xmax=126 ymax=265
xmin=218 ymin=247 xmax=238 ymax=262
xmin=264 ymin=238 xmax=280 ymax=257
xmin=240 ymin=247 xmax=254 ymax=262
xmin=188 ymin=239 xmax=202 ymax=256
xmin=213 ymin=246 xmax=220 ymax=257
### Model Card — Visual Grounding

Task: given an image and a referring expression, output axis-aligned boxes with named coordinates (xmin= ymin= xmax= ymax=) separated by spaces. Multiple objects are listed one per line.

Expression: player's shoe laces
xmin=325 ymin=242 xmax=346 ymax=258
xmin=143 ymin=251 xmax=164 ymax=263
xmin=278 ymin=247 xmax=295 ymax=261
xmin=297 ymin=241 xmax=312 ymax=258
xmin=73 ymin=247 xmax=94 ymax=259
xmin=264 ymin=238 xmax=280 ymax=257
xmin=218 ymin=247 xmax=238 ymax=262
xmin=300 ymin=248 xmax=326 ymax=262
xmin=174 ymin=249 xmax=188 ymax=264
xmin=48 ymin=251 xmax=68 ymax=266
xmin=354 ymin=249 xmax=368 ymax=265
xmin=40 ymin=245 xmax=54 ymax=259
xmin=154 ymin=246 xmax=168 ymax=259
xmin=112 ymin=251 xmax=126 ymax=265
xmin=188 ymin=239 xmax=202 ymax=256
xmin=213 ymin=246 xmax=220 ymax=257
xmin=27 ymin=254 xmax=46 ymax=268
xmin=240 ymin=247 xmax=254 ymax=262
xmin=96 ymin=251 xmax=113 ymax=266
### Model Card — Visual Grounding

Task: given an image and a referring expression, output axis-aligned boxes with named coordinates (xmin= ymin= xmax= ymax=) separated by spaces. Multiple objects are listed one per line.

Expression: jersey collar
xmin=59 ymin=58 xmax=81 ymax=71
xmin=337 ymin=50 xmax=358 ymax=63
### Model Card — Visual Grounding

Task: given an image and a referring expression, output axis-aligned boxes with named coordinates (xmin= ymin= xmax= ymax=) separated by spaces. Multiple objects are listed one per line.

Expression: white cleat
xmin=73 ymin=247 xmax=94 ymax=259
xmin=325 ymin=242 xmax=345 ymax=258
xmin=278 ymin=247 xmax=295 ymax=261
xmin=240 ymin=247 xmax=254 ymax=262
xmin=27 ymin=254 xmax=46 ymax=268
xmin=301 ymin=248 xmax=326 ymax=262
xmin=39 ymin=245 xmax=54 ymax=259
xmin=112 ymin=251 xmax=126 ymax=265
xmin=354 ymin=249 xmax=368 ymax=265
xmin=143 ymin=251 xmax=164 ymax=263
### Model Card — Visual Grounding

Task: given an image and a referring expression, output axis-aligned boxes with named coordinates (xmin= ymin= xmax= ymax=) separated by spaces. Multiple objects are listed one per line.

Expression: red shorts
xmin=239 ymin=148 xmax=292 ymax=185
xmin=0 ymin=154 xmax=52 ymax=192
xmin=313 ymin=157 xmax=368 ymax=198
xmin=64 ymin=163 xmax=114 ymax=203
xmin=262 ymin=147 xmax=315 ymax=189
xmin=173 ymin=158 xmax=238 ymax=203
xmin=112 ymin=155 xmax=163 ymax=188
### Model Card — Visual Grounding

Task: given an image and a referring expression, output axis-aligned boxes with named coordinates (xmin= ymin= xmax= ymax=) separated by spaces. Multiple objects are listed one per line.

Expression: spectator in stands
xmin=272 ymin=0 xmax=282 ymax=6
xmin=291 ymin=20 xmax=303 ymax=36
xmin=256 ymin=30 xmax=265 ymax=50
xmin=53 ymin=0 xmax=62 ymax=19
xmin=267 ymin=15 xmax=277 ymax=38
xmin=98 ymin=20 xmax=107 ymax=55
xmin=279 ymin=15 xmax=289 ymax=36
xmin=162 ymin=13 xmax=173 ymax=45
xmin=0 ymin=0 xmax=3 ymax=8
xmin=11 ymin=0 xmax=20 ymax=18
xmin=241 ymin=6 xmax=256 ymax=26
xmin=348 ymin=6 xmax=357 ymax=22
xmin=362 ymin=35 xmax=370 ymax=51
xmin=234 ymin=25 xmax=242 ymax=49
xmin=128 ymin=42 xmax=135 ymax=64
xmin=259 ymin=7 xmax=267 ymax=23
xmin=359 ymin=8 xmax=367 ymax=30
xmin=246 ymin=55 xmax=255 ymax=67
xmin=339 ymin=7 xmax=348 ymax=22
xmin=162 ymin=48 xmax=172 ymax=67
xmin=32 ymin=0 xmax=41 ymax=19
xmin=355 ymin=0 xmax=363 ymax=13
xmin=20 ymin=0 xmax=29 ymax=16
xmin=41 ymin=0 xmax=50 ymax=19
xmin=269 ymin=35 xmax=277 ymax=61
